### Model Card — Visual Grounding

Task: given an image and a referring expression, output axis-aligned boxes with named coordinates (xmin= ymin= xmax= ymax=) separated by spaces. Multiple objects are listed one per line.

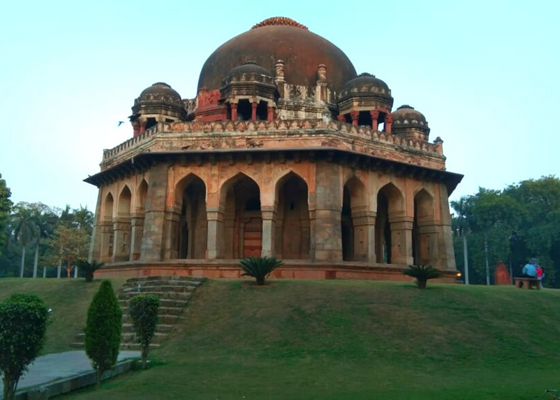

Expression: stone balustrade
xmin=102 ymin=119 xmax=443 ymax=163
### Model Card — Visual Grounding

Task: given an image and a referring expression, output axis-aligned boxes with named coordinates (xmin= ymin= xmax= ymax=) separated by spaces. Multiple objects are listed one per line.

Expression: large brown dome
xmin=197 ymin=17 xmax=357 ymax=93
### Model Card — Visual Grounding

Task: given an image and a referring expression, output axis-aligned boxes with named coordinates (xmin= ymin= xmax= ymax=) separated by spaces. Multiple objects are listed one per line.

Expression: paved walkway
xmin=0 ymin=350 xmax=140 ymax=399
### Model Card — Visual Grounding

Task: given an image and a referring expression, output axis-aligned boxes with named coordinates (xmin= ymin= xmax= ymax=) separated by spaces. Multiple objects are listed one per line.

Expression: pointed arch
xmin=101 ymin=192 xmax=115 ymax=262
xmin=137 ymin=179 xmax=148 ymax=212
xmin=103 ymin=192 xmax=114 ymax=221
xmin=118 ymin=185 xmax=132 ymax=216
xmin=413 ymin=188 xmax=436 ymax=265
xmin=131 ymin=179 xmax=149 ymax=261
xmin=220 ymin=173 xmax=262 ymax=258
xmin=342 ymin=176 xmax=368 ymax=261
xmin=375 ymin=182 xmax=404 ymax=264
xmin=174 ymin=174 xmax=207 ymax=260
xmin=274 ymin=171 xmax=310 ymax=260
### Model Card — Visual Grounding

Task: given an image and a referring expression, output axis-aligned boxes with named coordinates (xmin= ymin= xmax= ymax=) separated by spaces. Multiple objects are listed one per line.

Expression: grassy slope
xmin=0 ymin=278 xmax=127 ymax=354
xmin=61 ymin=279 xmax=560 ymax=400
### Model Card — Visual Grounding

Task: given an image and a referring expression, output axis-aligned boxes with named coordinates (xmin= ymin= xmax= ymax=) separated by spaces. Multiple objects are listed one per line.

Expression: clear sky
xmin=1 ymin=0 xmax=558 ymax=212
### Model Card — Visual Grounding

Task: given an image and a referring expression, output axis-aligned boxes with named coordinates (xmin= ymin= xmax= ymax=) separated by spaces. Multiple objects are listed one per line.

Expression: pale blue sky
xmin=1 ymin=0 xmax=558 ymax=211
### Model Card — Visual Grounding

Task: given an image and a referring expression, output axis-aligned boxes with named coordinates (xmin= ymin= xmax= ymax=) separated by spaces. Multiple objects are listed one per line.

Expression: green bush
xmin=75 ymin=259 xmax=105 ymax=283
xmin=85 ymin=280 xmax=122 ymax=389
xmin=403 ymin=265 xmax=443 ymax=289
xmin=239 ymin=256 xmax=284 ymax=285
xmin=0 ymin=293 xmax=50 ymax=400
xmin=129 ymin=295 xmax=160 ymax=369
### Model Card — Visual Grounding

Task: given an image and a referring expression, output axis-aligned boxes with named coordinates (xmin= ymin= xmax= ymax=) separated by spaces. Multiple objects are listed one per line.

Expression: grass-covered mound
xmin=63 ymin=279 xmax=560 ymax=400
xmin=0 ymin=278 xmax=126 ymax=354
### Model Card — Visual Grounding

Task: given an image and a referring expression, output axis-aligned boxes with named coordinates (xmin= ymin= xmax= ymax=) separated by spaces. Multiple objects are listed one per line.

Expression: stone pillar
xmin=162 ymin=206 xmax=181 ymax=259
xmin=389 ymin=216 xmax=413 ymax=265
xmin=267 ymin=106 xmax=274 ymax=121
xmin=337 ymin=114 xmax=346 ymax=123
xmin=112 ymin=217 xmax=131 ymax=262
xmin=140 ymin=163 xmax=169 ymax=262
xmin=206 ymin=207 xmax=224 ymax=260
xmin=385 ymin=114 xmax=393 ymax=134
xmin=350 ymin=111 xmax=359 ymax=126
xmin=88 ymin=189 xmax=103 ymax=262
xmin=261 ymin=207 xmax=276 ymax=257
xmin=130 ymin=213 xmax=145 ymax=261
xmin=231 ymin=103 xmax=238 ymax=121
xmin=140 ymin=121 xmax=146 ymax=133
xmin=437 ymin=184 xmax=457 ymax=270
xmin=370 ymin=110 xmax=379 ymax=131
xmin=99 ymin=222 xmax=113 ymax=263
xmin=418 ymin=221 xmax=440 ymax=268
xmin=132 ymin=121 xmax=140 ymax=137
xmin=312 ymin=162 xmax=343 ymax=261
xmin=251 ymin=102 xmax=257 ymax=121
xmin=352 ymin=211 xmax=376 ymax=262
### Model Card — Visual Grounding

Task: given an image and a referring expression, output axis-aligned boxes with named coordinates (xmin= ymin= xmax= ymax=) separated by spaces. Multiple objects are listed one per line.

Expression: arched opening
xmin=115 ymin=186 xmax=132 ymax=262
xmin=375 ymin=191 xmax=390 ymax=263
xmin=131 ymin=180 xmax=148 ymax=261
xmin=177 ymin=176 xmax=207 ymax=259
xmin=342 ymin=177 xmax=368 ymax=261
xmin=275 ymin=173 xmax=310 ymax=260
xmin=413 ymin=189 xmax=435 ymax=266
xmin=237 ymin=99 xmax=252 ymax=121
xmin=256 ymin=101 xmax=268 ymax=121
xmin=103 ymin=193 xmax=114 ymax=260
xmin=222 ymin=174 xmax=262 ymax=258
xmin=358 ymin=111 xmax=372 ymax=127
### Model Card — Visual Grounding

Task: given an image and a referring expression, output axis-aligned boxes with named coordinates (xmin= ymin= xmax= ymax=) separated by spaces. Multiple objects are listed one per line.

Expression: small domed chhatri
xmin=85 ymin=17 xmax=463 ymax=283
xmin=391 ymin=105 xmax=431 ymax=142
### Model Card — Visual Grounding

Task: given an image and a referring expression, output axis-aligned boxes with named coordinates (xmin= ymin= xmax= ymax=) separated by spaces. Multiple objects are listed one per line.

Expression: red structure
xmin=494 ymin=262 xmax=511 ymax=285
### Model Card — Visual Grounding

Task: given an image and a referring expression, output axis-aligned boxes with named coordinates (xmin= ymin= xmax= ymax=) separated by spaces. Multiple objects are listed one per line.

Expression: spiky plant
xmin=239 ymin=256 xmax=283 ymax=285
xmin=403 ymin=265 xmax=442 ymax=289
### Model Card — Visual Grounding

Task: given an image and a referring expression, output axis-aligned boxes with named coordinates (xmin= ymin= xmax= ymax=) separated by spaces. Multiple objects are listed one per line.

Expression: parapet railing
xmin=102 ymin=119 xmax=443 ymax=161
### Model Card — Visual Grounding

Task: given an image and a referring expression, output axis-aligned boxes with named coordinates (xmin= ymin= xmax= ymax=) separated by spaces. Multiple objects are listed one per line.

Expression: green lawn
xmin=55 ymin=279 xmax=560 ymax=400
xmin=0 ymin=277 xmax=127 ymax=354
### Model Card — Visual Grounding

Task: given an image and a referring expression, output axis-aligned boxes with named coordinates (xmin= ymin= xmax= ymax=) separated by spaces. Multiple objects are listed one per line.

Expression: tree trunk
xmin=33 ymin=241 xmax=39 ymax=278
xmin=462 ymin=234 xmax=469 ymax=285
xmin=142 ymin=345 xmax=148 ymax=369
xmin=417 ymin=279 xmax=427 ymax=289
xmin=96 ymin=369 xmax=101 ymax=390
xmin=19 ymin=246 xmax=26 ymax=278
xmin=74 ymin=265 xmax=79 ymax=278
xmin=256 ymin=276 xmax=265 ymax=285
xmin=3 ymin=373 xmax=17 ymax=400
xmin=484 ymin=235 xmax=490 ymax=285
xmin=57 ymin=261 xmax=62 ymax=278
xmin=43 ymin=266 xmax=47 ymax=278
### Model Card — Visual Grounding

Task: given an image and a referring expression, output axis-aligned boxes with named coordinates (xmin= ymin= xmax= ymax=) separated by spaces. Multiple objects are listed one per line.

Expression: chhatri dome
xmin=85 ymin=16 xmax=462 ymax=283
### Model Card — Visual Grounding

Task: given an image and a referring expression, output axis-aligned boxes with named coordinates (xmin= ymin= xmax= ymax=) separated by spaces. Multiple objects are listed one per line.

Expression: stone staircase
xmin=72 ymin=276 xmax=206 ymax=350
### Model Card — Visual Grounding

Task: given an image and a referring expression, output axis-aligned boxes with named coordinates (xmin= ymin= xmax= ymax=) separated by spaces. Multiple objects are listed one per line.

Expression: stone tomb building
xmin=86 ymin=17 xmax=463 ymax=281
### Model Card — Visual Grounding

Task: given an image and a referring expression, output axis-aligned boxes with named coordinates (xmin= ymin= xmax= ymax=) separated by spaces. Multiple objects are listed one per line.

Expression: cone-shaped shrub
xmin=129 ymin=294 xmax=160 ymax=369
xmin=403 ymin=265 xmax=443 ymax=289
xmin=0 ymin=293 xmax=50 ymax=400
xmin=85 ymin=280 xmax=122 ymax=389
xmin=239 ymin=256 xmax=284 ymax=285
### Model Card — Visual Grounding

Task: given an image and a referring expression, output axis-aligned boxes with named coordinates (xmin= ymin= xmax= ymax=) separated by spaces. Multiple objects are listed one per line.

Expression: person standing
xmin=536 ymin=264 xmax=544 ymax=288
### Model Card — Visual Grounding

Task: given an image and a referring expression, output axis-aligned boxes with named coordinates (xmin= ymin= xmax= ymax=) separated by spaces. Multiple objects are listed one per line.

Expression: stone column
xmin=389 ymin=216 xmax=413 ymax=265
xmin=267 ymin=106 xmax=274 ymax=121
xmin=337 ymin=114 xmax=346 ymax=123
xmin=437 ymin=183 xmax=457 ymax=270
xmin=370 ymin=110 xmax=379 ymax=131
xmin=231 ymin=103 xmax=238 ymax=121
xmin=130 ymin=213 xmax=145 ymax=261
xmin=140 ymin=163 xmax=169 ymax=262
xmin=418 ymin=221 xmax=440 ymax=267
xmin=162 ymin=205 xmax=181 ymax=260
xmin=312 ymin=162 xmax=343 ymax=262
xmin=251 ymin=102 xmax=257 ymax=121
xmin=261 ymin=207 xmax=276 ymax=257
xmin=206 ymin=207 xmax=224 ymax=260
xmin=140 ymin=121 xmax=146 ymax=133
xmin=352 ymin=210 xmax=376 ymax=262
xmin=112 ymin=217 xmax=131 ymax=262
xmin=99 ymin=222 xmax=113 ymax=263
xmin=350 ymin=111 xmax=359 ymax=126
xmin=385 ymin=114 xmax=393 ymax=134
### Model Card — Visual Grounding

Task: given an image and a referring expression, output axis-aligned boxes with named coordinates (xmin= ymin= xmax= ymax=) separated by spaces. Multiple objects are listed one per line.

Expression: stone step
xmin=121 ymin=323 xmax=174 ymax=333
xmin=126 ymin=276 xmax=205 ymax=283
xmin=124 ymin=285 xmax=197 ymax=293
xmin=119 ymin=291 xmax=193 ymax=300
xmin=121 ymin=332 xmax=168 ymax=344
xmin=122 ymin=314 xmax=180 ymax=324
xmin=120 ymin=342 xmax=160 ymax=351
xmin=122 ymin=280 xmax=202 ymax=288
xmin=119 ymin=298 xmax=188 ymax=308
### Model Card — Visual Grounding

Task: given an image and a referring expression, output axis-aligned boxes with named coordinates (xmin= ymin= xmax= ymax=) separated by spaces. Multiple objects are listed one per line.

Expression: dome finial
xmin=251 ymin=17 xmax=308 ymax=30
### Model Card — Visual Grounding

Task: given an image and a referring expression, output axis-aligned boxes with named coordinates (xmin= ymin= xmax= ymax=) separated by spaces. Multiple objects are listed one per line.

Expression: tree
xmin=129 ymin=295 xmax=160 ymax=369
xmin=0 ymin=174 xmax=12 ymax=260
xmin=29 ymin=204 xmax=56 ymax=278
xmin=451 ymin=197 xmax=470 ymax=285
xmin=403 ymin=265 xmax=443 ymax=289
xmin=85 ymin=280 xmax=122 ymax=389
xmin=75 ymin=259 xmax=104 ymax=283
xmin=44 ymin=225 xmax=89 ymax=278
xmin=239 ymin=256 xmax=284 ymax=285
xmin=0 ymin=293 xmax=50 ymax=400
xmin=12 ymin=203 xmax=37 ymax=278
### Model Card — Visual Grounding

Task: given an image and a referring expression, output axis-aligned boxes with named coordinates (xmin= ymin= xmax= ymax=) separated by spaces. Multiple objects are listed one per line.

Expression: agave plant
xmin=403 ymin=265 xmax=442 ymax=289
xmin=75 ymin=259 xmax=105 ymax=283
xmin=239 ymin=256 xmax=284 ymax=285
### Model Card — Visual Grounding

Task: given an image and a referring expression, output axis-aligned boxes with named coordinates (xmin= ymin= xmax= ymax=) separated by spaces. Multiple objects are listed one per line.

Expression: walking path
xmin=0 ymin=350 xmax=140 ymax=399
